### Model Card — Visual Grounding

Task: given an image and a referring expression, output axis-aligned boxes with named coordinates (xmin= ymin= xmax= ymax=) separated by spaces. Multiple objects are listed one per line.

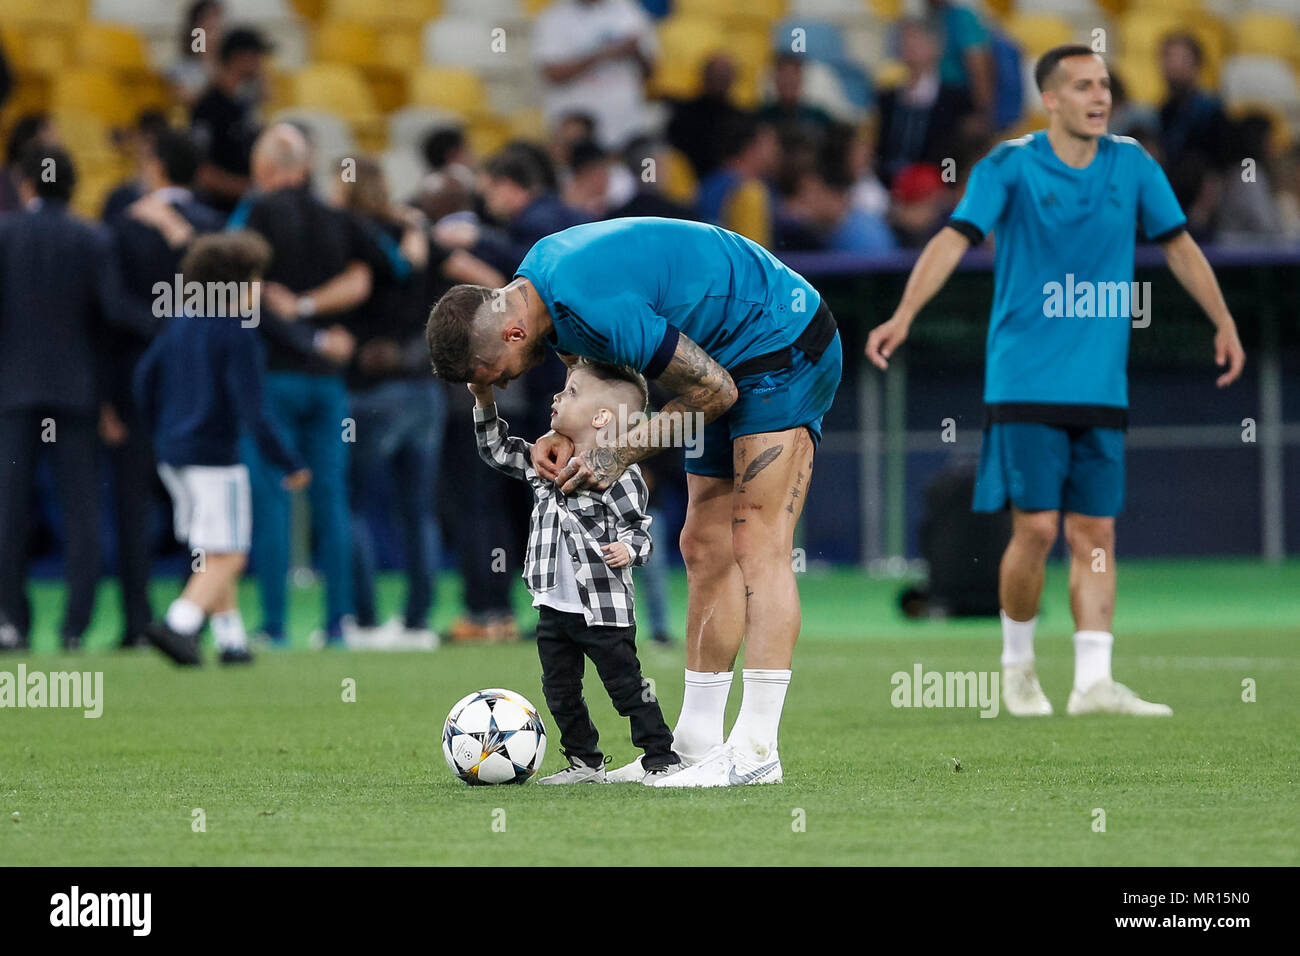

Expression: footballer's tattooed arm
xmin=557 ymin=333 xmax=738 ymax=493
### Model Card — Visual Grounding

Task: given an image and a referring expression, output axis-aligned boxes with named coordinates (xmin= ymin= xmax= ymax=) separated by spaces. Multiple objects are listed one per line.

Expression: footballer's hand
xmin=530 ymin=431 xmax=574 ymax=482
xmin=558 ymin=447 xmax=622 ymax=494
xmin=601 ymin=541 xmax=632 ymax=568
xmin=281 ymin=468 xmax=312 ymax=492
xmin=865 ymin=314 xmax=912 ymax=370
xmin=1213 ymin=323 xmax=1245 ymax=388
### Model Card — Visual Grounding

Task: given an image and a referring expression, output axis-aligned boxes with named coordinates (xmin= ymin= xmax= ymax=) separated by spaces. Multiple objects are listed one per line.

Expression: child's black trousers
xmin=535 ymin=606 xmax=679 ymax=770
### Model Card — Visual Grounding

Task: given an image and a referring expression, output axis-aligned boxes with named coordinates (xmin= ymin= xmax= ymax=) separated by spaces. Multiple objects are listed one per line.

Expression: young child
xmin=134 ymin=231 xmax=311 ymax=665
xmin=469 ymin=360 xmax=683 ymax=784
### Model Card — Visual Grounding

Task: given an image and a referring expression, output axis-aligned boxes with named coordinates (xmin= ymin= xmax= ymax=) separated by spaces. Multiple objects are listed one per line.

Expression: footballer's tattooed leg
xmin=731 ymin=428 xmax=816 ymax=670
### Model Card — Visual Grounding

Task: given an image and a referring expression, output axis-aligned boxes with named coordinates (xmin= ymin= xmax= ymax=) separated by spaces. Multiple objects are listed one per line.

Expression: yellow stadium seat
xmin=1 ymin=27 xmax=69 ymax=74
xmin=1234 ymin=14 xmax=1300 ymax=65
xmin=651 ymin=16 xmax=729 ymax=99
xmin=377 ymin=30 xmax=423 ymax=71
xmin=0 ymin=0 xmax=85 ymax=29
xmin=468 ymin=116 xmax=512 ymax=158
xmin=507 ymin=108 xmax=546 ymax=141
xmin=1113 ymin=54 xmax=1165 ymax=107
xmin=315 ymin=20 xmax=383 ymax=68
xmin=326 ymin=0 xmax=440 ymax=26
xmin=661 ymin=146 xmax=698 ymax=207
xmin=874 ymin=59 xmax=908 ymax=90
xmin=409 ymin=67 xmax=490 ymax=118
xmin=868 ymin=0 xmax=903 ymax=20
xmin=51 ymin=69 xmax=135 ymax=126
xmin=74 ymin=24 xmax=149 ymax=73
xmin=290 ymin=0 xmax=327 ymax=19
xmin=520 ymin=0 xmax=556 ymax=14
xmin=289 ymin=64 xmax=384 ymax=144
xmin=1120 ymin=11 xmax=1225 ymax=83
xmin=1002 ymin=14 xmax=1075 ymax=59
xmin=674 ymin=0 xmax=786 ymax=30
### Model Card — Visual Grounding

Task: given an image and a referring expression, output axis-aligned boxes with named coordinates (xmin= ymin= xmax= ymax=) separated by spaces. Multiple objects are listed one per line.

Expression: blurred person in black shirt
xmin=667 ymin=54 xmax=746 ymax=179
xmin=191 ymin=26 xmax=272 ymax=213
xmin=227 ymin=123 xmax=382 ymax=647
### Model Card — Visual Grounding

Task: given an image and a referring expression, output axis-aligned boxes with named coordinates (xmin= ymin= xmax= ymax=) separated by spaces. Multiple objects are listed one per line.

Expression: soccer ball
xmin=442 ymin=688 xmax=548 ymax=785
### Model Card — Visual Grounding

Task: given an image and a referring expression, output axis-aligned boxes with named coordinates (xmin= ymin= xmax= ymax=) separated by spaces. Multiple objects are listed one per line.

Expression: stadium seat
xmin=0 ymin=0 xmax=86 ymax=29
xmin=314 ymin=19 xmax=383 ymax=68
xmin=1233 ymin=14 xmax=1300 ymax=65
xmin=651 ymin=16 xmax=729 ymax=99
xmin=1221 ymin=55 xmax=1300 ymax=107
xmin=73 ymin=23 xmax=150 ymax=73
xmin=674 ymin=0 xmax=787 ymax=30
xmin=220 ymin=0 xmax=300 ymax=25
xmin=786 ymin=0 xmax=875 ymax=29
xmin=376 ymin=30 xmax=423 ymax=71
xmin=1120 ymin=11 xmax=1226 ymax=82
xmin=388 ymin=105 xmax=462 ymax=151
xmin=1113 ymin=55 xmax=1166 ymax=106
xmin=1015 ymin=0 xmax=1101 ymax=16
xmin=443 ymin=0 xmax=523 ymax=19
xmin=1 ymin=27 xmax=71 ymax=75
xmin=288 ymin=63 xmax=384 ymax=145
xmin=423 ymin=16 xmax=528 ymax=74
xmin=660 ymin=145 xmax=698 ymax=206
xmin=507 ymin=107 xmax=546 ymax=141
xmin=327 ymin=0 xmax=441 ymax=26
xmin=90 ymin=0 xmax=181 ymax=27
xmin=51 ymin=69 xmax=136 ymax=126
xmin=380 ymin=148 xmax=426 ymax=202
xmin=409 ymin=66 xmax=491 ymax=118
xmin=466 ymin=115 xmax=512 ymax=157
xmin=1001 ymin=13 xmax=1076 ymax=59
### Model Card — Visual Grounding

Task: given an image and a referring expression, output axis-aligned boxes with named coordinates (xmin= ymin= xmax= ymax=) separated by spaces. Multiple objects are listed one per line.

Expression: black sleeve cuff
xmin=948 ymin=219 xmax=985 ymax=245
xmin=643 ymin=324 xmax=681 ymax=380
xmin=1146 ymin=222 xmax=1187 ymax=244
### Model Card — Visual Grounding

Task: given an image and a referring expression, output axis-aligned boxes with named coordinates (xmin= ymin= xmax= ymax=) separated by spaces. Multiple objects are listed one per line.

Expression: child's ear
xmin=592 ymin=407 xmax=613 ymax=429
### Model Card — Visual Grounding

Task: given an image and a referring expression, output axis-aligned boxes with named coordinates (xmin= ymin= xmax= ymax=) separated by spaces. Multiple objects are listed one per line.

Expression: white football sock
xmin=165 ymin=598 xmax=205 ymax=636
xmin=210 ymin=609 xmax=249 ymax=651
xmin=1073 ymin=630 xmax=1114 ymax=693
xmin=1000 ymin=611 xmax=1037 ymax=667
xmin=672 ymin=669 xmax=733 ymax=759
xmin=726 ymin=669 xmax=791 ymax=760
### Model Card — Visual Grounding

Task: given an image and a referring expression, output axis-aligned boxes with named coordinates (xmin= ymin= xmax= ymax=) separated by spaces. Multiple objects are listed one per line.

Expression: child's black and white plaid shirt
xmin=473 ymin=403 xmax=652 ymax=627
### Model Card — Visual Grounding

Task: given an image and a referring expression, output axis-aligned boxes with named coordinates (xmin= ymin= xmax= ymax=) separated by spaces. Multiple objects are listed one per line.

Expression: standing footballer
xmin=866 ymin=45 xmax=1245 ymax=717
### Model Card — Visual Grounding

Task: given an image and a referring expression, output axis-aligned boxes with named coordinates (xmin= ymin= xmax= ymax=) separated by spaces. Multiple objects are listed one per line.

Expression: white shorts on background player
xmin=158 ymin=463 xmax=252 ymax=554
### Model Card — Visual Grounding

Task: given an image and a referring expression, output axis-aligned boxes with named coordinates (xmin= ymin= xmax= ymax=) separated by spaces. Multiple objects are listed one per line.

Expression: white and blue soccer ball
xmin=442 ymin=688 xmax=548 ymax=785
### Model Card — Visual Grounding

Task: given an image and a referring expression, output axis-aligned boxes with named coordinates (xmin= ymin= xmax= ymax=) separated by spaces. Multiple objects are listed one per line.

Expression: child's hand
xmin=281 ymin=468 xmax=312 ymax=492
xmin=467 ymin=382 xmax=494 ymax=405
xmin=601 ymin=541 xmax=632 ymax=568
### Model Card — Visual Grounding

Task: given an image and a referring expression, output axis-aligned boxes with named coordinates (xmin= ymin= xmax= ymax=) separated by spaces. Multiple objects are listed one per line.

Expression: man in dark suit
xmin=102 ymin=127 xmax=225 ymax=647
xmin=876 ymin=18 xmax=975 ymax=186
xmin=0 ymin=147 xmax=151 ymax=651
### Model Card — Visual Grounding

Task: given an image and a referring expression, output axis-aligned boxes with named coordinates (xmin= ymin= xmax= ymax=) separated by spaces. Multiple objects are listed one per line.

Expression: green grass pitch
xmin=2 ymin=559 xmax=1297 ymax=866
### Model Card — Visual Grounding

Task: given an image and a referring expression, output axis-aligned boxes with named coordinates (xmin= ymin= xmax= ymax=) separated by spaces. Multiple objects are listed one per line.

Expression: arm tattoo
xmin=605 ymin=333 xmax=737 ymax=472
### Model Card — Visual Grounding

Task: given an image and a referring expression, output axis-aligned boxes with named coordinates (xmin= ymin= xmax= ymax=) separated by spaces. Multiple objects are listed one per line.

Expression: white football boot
xmin=1067 ymin=679 xmax=1172 ymax=716
xmin=1002 ymin=661 xmax=1054 ymax=716
xmin=607 ymin=743 xmax=701 ymax=782
xmin=646 ymin=744 xmax=783 ymax=788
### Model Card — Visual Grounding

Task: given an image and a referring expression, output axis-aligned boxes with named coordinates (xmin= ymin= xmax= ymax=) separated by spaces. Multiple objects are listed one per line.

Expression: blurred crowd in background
xmin=1 ymin=0 xmax=1299 ymax=651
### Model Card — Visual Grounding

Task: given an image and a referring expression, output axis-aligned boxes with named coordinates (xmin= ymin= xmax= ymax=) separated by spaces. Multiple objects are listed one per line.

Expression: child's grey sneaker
xmin=641 ymin=761 xmax=687 ymax=784
xmin=537 ymin=756 xmax=607 ymax=785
